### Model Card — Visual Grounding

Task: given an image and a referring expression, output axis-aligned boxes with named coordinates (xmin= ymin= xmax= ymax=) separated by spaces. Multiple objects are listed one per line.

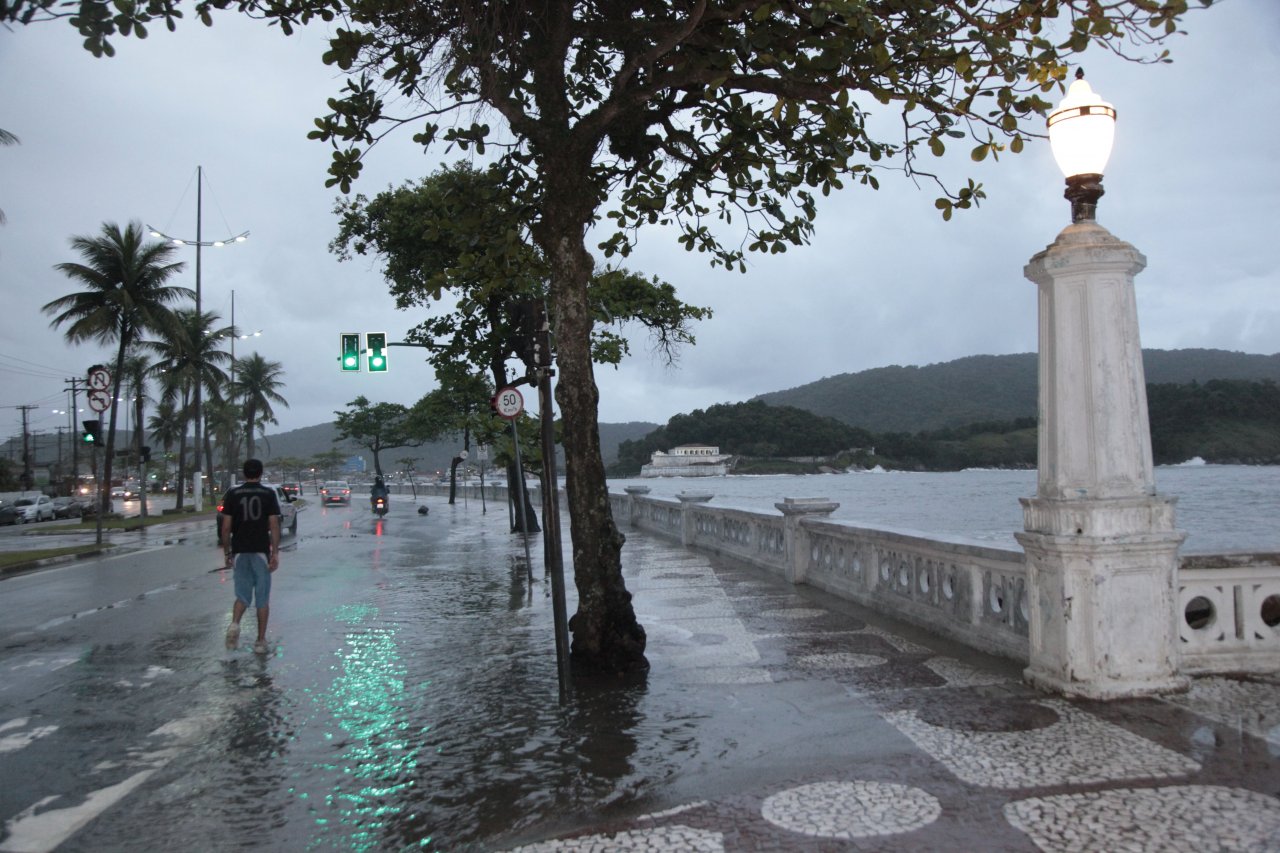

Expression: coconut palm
xmin=230 ymin=353 xmax=288 ymax=459
xmin=44 ymin=221 xmax=191 ymax=517
xmin=148 ymin=399 xmax=185 ymax=492
xmin=143 ymin=308 xmax=233 ymax=508
xmin=121 ymin=349 xmax=153 ymax=518
xmin=204 ymin=394 xmax=243 ymax=491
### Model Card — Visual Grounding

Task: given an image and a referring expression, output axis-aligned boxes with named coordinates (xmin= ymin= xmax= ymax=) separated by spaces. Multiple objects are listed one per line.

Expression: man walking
xmin=221 ymin=458 xmax=282 ymax=655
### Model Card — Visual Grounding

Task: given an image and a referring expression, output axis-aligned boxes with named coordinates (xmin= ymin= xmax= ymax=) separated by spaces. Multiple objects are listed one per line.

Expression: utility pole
xmin=17 ymin=404 xmax=35 ymax=491
xmin=66 ymin=377 xmax=85 ymax=488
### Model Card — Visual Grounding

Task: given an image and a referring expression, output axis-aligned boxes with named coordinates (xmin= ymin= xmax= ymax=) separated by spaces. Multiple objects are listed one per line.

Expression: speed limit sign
xmin=493 ymin=387 xmax=524 ymax=420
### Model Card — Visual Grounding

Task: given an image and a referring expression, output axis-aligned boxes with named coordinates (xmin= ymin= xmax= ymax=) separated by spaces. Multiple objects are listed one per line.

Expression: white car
xmin=14 ymin=495 xmax=55 ymax=523
xmin=216 ymin=483 xmax=299 ymax=542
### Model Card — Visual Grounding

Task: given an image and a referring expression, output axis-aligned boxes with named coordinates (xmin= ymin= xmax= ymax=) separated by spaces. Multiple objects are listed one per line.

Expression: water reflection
xmin=306 ymin=603 xmax=417 ymax=852
xmin=221 ymin=659 xmax=290 ymax=835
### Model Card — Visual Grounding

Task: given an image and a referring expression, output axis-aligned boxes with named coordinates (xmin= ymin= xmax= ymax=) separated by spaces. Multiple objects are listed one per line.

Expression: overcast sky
xmin=1 ymin=1 xmax=1276 ymax=445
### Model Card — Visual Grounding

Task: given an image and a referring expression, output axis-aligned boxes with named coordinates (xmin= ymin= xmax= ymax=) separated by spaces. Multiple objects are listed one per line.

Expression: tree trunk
xmin=537 ymin=210 xmax=647 ymax=675
xmin=100 ymin=338 xmax=131 ymax=516
xmin=506 ymin=456 xmax=541 ymax=533
xmin=135 ymin=391 xmax=148 ymax=520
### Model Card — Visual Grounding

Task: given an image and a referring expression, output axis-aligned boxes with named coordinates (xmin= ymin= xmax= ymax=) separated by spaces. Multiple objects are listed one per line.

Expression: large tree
xmin=44 ymin=221 xmax=190 ymax=517
xmin=334 ymin=395 xmax=423 ymax=479
xmin=18 ymin=0 xmax=1215 ymax=673
xmin=332 ymin=161 xmax=707 ymax=529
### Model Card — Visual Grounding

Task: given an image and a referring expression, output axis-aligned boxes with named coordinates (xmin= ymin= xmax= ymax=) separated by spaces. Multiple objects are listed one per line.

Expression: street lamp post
xmin=148 ymin=166 xmax=248 ymax=511
xmin=1015 ymin=71 xmax=1186 ymax=700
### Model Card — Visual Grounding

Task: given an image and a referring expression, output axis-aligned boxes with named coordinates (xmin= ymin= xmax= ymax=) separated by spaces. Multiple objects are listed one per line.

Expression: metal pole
xmin=192 ymin=166 xmax=204 ymax=512
xmin=538 ymin=366 xmax=571 ymax=695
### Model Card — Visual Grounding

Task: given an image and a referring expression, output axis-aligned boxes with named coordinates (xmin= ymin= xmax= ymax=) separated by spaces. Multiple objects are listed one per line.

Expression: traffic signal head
xmin=340 ymin=333 xmax=361 ymax=372
xmin=81 ymin=419 xmax=102 ymax=445
xmin=367 ymin=332 xmax=388 ymax=372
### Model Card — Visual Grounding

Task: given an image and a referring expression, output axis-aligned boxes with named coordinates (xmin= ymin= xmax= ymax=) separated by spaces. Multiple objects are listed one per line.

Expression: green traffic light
xmin=340 ymin=333 xmax=361 ymax=372
xmin=367 ymin=332 xmax=388 ymax=373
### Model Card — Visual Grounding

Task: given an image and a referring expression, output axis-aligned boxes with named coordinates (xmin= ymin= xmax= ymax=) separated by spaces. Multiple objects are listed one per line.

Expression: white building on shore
xmin=640 ymin=444 xmax=732 ymax=478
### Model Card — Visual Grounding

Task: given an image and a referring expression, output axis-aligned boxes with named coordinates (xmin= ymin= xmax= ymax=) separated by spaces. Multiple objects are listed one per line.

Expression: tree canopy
xmin=333 ymin=395 xmax=423 ymax=478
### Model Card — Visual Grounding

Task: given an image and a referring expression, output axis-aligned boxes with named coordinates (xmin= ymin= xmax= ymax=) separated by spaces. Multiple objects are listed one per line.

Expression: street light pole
xmin=148 ymin=166 xmax=248 ymax=510
xmin=1015 ymin=71 xmax=1186 ymax=700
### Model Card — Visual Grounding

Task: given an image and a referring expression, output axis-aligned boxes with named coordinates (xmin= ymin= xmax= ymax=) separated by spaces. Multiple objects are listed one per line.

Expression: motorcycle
xmin=372 ymin=495 xmax=388 ymax=517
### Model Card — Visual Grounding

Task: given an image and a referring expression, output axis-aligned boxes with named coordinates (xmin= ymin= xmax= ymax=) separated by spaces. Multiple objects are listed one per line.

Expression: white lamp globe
xmin=1047 ymin=70 xmax=1117 ymax=179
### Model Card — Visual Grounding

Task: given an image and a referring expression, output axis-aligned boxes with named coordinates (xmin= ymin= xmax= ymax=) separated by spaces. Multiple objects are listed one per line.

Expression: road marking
xmin=34 ymin=583 xmax=182 ymax=632
xmin=0 ymin=719 xmax=58 ymax=755
xmin=0 ymin=714 xmax=216 ymax=853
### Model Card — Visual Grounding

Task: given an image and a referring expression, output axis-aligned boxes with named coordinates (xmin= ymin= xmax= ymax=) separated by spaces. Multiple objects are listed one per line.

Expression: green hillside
xmin=756 ymin=349 xmax=1280 ymax=433
xmin=258 ymin=419 xmax=657 ymax=474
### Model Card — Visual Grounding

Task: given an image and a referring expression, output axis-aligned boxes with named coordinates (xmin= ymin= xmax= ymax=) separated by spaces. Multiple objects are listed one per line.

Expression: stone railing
xmin=432 ymin=481 xmax=1279 ymax=675
xmin=616 ymin=487 xmax=1031 ymax=662
xmin=1178 ymin=553 xmax=1280 ymax=675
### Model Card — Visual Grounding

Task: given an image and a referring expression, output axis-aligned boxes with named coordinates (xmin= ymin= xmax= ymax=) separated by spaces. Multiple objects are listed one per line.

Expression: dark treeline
xmin=612 ymin=401 xmax=874 ymax=474
xmin=610 ymin=380 xmax=1280 ymax=475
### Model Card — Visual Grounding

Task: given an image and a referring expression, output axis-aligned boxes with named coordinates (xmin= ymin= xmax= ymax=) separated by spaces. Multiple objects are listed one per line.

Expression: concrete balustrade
xmin=424 ymin=480 xmax=1279 ymax=681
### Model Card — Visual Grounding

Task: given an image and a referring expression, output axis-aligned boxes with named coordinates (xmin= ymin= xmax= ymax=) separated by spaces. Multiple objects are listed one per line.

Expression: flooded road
xmin=3 ymin=497 xmax=1278 ymax=852
xmin=0 ymin=499 xmax=850 ymax=851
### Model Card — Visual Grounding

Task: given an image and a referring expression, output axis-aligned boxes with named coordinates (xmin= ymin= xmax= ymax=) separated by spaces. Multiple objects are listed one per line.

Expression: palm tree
xmin=230 ymin=353 xmax=289 ymax=459
xmin=44 ymin=221 xmax=191 ymax=517
xmin=143 ymin=308 xmax=232 ymax=509
xmin=204 ymin=394 xmax=243 ymax=491
xmin=148 ymin=399 xmax=185 ymax=493
xmin=121 ymin=349 xmax=152 ymax=518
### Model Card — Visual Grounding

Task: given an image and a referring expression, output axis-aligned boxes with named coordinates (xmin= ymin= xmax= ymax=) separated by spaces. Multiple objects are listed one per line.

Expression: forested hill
xmin=755 ymin=349 xmax=1280 ymax=433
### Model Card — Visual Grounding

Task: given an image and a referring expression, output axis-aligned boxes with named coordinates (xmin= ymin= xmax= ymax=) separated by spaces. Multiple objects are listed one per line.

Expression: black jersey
xmin=221 ymin=482 xmax=282 ymax=555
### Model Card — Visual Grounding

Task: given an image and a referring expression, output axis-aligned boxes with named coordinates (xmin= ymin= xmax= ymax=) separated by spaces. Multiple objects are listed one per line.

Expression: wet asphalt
xmin=0 ymin=495 xmax=1277 ymax=852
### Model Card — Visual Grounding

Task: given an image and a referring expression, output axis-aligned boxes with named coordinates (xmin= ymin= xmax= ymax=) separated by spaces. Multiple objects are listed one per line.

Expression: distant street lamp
xmin=1016 ymin=71 xmax=1185 ymax=700
xmin=147 ymin=165 xmax=249 ymax=510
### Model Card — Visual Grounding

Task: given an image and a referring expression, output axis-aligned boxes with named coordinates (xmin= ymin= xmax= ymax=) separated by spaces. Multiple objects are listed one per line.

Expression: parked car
xmin=216 ymin=483 xmax=300 ymax=543
xmin=281 ymin=483 xmax=301 ymax=499
xmin=0 ymin=501 xmax=20 ymax=526
xmin=51 ymin=496 xmax=83 ymax=519
xmin=14 ymin=495 xmax=56 ymax=523
xmin=320 ymin=481 xmax=351 ymax=505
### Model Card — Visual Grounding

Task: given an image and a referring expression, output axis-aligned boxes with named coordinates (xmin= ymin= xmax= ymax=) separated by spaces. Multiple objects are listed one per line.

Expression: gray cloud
xmin=1 ymin=1 xmax=1275 ymax=443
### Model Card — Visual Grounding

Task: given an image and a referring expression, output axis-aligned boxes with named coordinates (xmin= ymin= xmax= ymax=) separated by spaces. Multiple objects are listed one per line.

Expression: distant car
xmin=0 ymin=502 xmax=19 ymax=526
xmin=109 ymin=484 xmax=138 ymax=500
xmin=14 ymin=495 xmax=55 ymax=523
xmin=320 ymin=481 xmax=351 ymax=505
xmin=281 ymin=483 xmax=301 ymax=499
xmin=216 ymin=483 xmax=300 ymax=543
xmin=52 ymin=496 xmax=83 ymax=519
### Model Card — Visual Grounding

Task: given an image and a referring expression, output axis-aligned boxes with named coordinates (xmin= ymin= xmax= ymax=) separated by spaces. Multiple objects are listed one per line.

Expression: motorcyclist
xmin=370 ymin=476 xmax=389 ymax=513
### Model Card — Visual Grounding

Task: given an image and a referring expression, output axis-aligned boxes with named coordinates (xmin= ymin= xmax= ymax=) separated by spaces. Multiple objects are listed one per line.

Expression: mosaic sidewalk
xmin=504 ymin=533 xmax=1280 ymax=852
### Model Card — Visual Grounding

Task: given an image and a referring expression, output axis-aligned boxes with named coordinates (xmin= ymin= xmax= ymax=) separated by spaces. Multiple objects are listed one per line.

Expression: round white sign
xmin=87 ymin=367 xmax=111 ymax=391
xmin=493 ymin=387 xmax=524 ymax=420
xmin=88 ymin=389 xmax=111 ymax=413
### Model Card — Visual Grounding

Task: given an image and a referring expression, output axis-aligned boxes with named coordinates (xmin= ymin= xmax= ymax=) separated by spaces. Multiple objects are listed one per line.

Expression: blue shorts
xmin=233 ymin=553 xmax=272 ymax=608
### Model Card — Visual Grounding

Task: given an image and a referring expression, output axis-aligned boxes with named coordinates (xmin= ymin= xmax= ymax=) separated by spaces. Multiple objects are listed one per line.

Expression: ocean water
xmin=608 ymin=463 xmax=1280 ymax=554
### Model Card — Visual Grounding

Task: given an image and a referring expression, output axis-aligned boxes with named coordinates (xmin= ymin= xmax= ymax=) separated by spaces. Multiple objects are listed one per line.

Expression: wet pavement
xmin=1 ymin=499 xmax=1278 ymax=851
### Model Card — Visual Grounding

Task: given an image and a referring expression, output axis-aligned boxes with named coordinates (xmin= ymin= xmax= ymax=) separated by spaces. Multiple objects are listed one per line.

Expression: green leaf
xmin=970 ymin=143 xmax=989 ymax=162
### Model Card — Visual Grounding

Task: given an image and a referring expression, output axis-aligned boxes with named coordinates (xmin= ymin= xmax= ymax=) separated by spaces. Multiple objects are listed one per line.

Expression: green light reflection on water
xmin=304 ymin=602 xmax=422 ymax=852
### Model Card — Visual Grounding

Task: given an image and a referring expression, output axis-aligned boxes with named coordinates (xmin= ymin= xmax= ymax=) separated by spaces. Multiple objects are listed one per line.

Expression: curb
xmin=0 ymin=545 xmax=117 ymax=577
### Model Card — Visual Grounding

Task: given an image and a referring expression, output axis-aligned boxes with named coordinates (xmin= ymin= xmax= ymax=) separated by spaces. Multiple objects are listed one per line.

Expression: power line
xmin=0 ymin=350 xmax=80 ymax=381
